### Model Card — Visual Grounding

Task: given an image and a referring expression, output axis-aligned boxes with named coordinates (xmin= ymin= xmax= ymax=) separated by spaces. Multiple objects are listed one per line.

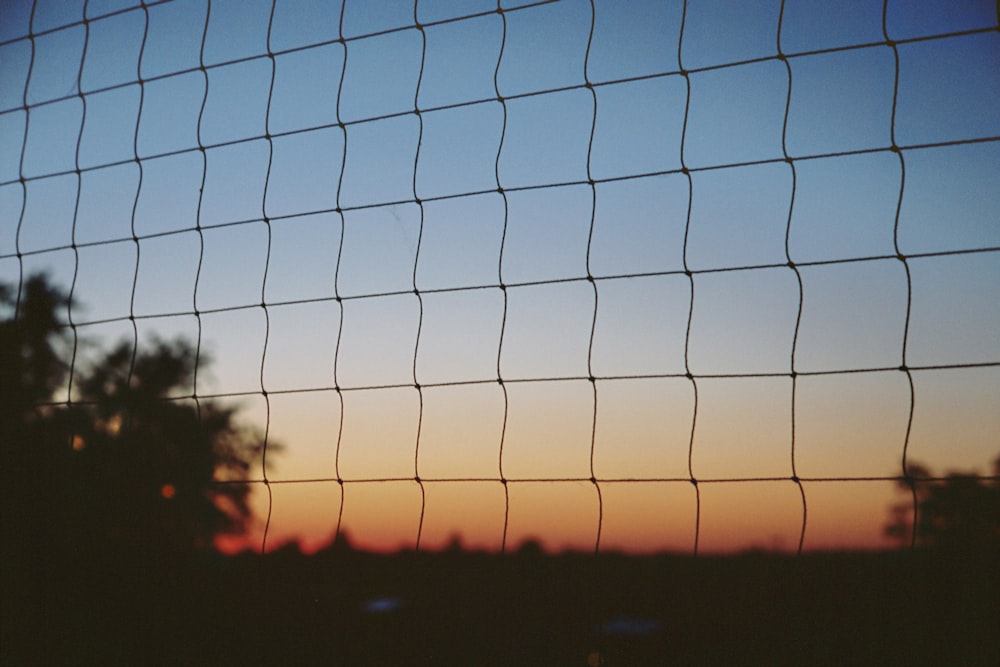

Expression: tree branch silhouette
xmin=1 ymin=274 xmax=273 ymax=561
xmin=885 ymin=456 xmax=1000 ymax=554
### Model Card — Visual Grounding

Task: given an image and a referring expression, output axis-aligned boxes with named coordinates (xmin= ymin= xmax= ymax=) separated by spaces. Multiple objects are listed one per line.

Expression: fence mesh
xmin=2 ymin=0 xmax=998 ymax=555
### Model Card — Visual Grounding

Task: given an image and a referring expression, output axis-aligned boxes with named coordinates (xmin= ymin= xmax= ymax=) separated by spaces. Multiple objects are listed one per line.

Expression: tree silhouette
xmin=884 ymin=457 xmax=1000 ymax=553
xmin=1 ymin=274 xmax=270 ymax=561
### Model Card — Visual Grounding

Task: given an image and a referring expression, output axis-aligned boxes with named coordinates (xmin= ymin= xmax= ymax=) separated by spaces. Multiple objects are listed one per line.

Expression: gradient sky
xmin=1 ymin=0 xmax=998 ymax=554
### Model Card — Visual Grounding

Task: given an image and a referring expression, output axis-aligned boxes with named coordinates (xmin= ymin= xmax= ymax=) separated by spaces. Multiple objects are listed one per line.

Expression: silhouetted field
xmin=4 ymin=540 xmax=997 ymax=666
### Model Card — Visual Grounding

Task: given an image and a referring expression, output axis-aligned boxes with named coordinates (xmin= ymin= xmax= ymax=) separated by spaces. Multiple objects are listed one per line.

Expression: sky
xmin=1 ymin=0 xmax=998 ymax=555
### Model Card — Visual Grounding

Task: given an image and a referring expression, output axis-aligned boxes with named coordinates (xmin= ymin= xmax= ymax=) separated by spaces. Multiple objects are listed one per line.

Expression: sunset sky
xmin=1 ymin=0 xmax=998 ymax=554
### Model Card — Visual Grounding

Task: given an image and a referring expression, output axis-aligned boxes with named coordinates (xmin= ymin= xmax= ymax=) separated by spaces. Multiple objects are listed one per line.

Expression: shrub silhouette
xmin=885 ymin=457 xmax=1000 ymax=553
xmin=1 ymin=274 xmax=269 ymax=560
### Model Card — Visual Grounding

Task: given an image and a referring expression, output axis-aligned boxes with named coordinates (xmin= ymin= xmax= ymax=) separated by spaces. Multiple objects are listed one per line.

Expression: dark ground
xmin=3 ymin=541 xmax=998 ymax=666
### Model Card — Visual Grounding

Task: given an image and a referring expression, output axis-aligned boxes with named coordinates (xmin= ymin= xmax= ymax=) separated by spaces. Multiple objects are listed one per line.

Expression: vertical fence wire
xmin=330 ymin=0 xmax=352 ymax=548
xmin=676 ymin=0 xmax=702 ymax=557
xmin=777 ymin=0 xmax=808 ymax=556
xmin=881 ymin=0 xmax=919 ymax=549
xmin=411 ymin=0 xmax=428 ymax=551
xmin=64 ymin=0 xmax=88 ymax=448
xmin=257 ymin=0 xmax=279 ymax=555
xmin=493 ymin=0 xmax=512 ymax=554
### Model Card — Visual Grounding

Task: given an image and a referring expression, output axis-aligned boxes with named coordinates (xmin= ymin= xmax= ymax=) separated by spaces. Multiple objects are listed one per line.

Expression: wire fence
xmin=2 ymin=0 xmax=998 ymax=555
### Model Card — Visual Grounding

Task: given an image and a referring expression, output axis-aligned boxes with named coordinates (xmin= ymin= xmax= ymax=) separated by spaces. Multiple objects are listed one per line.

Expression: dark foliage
xmin=885 ymin=458 xmax=1000 ymax=554
xmin=1 ymin=274 xmax=266 ymax=560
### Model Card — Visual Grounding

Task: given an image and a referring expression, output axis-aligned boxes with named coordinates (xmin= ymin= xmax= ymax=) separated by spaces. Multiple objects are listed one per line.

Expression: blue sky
xmin=1 ymin=0 xmax=998 ymax=553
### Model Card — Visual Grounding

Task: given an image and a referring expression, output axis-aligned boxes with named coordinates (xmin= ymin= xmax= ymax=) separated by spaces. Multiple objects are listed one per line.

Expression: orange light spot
xmin=107 ymin=415 xmax=122 ymax=435
xmin=160 ymin=484 xmax=176 ymax=500
xmin=71 ymin=435 xmax=86 ymax=451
